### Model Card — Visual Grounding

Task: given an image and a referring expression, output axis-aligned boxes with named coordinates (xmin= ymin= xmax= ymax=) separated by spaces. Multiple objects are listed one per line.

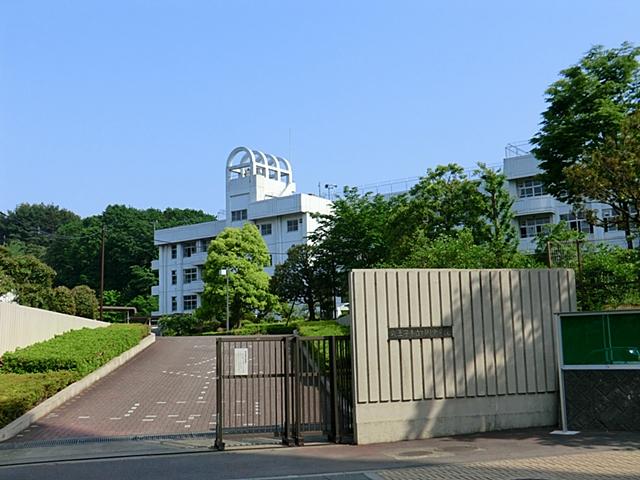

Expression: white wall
xmin=0 ymin=303 xmax=108 ymax=356
xmin=349 ymin=268 xmax=576 ymax=444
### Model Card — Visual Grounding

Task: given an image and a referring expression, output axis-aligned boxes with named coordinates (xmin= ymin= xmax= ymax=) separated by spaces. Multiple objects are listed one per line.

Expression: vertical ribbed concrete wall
xmin=0 ymin=303 xmax=108 ymax=356
xmin=349 ymin=268 xmax=576 ymax=444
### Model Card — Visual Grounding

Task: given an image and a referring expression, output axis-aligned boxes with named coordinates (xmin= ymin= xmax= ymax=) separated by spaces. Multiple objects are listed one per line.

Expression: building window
xmin=171 ymin=296 xmax=177 ymax=312
xmin=171 ymin=244 xmax=177 ymax=259
xmin=183 ymin=267 xmax=198 ymax=284
xmin=171 ymin=270 xmax=177 ymax=285
xmin=287 ymin=219 xmax=299 ymax=232
xmin=231 ymin=209 xmax=248 ymax=222
xmin=560 ymin=212 xmax=593 ymax=234
xmin=516 ymin=178 xmax=546 ymax=198
xmin=519 ymin=215 xmax=552 ymax=238
xmin=199 ymin=238 xmax=211 ymax=253
xmin=260 ymin=223 xmax=272 ymax=236
xmin=183 ymin=294 xmax=198 ymax=311
xmin=183 ymin=241 xmax=197 ymax=257
xmin=602 ymin=209 xmax=620 ymax=232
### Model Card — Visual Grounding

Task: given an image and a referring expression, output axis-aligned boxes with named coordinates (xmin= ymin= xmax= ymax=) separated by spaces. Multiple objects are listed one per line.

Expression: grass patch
xmin=0 ymin=371 xmax=80 ymax=428
xmin=1 ymin=324 xmax=148 ymax=376
xmin=297 ymin=320 xmax=350 ymax=337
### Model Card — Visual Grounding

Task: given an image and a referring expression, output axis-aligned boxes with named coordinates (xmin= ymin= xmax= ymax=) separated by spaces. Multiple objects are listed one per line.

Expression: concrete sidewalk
xmin=1 ymin=429 xmax=639 ymax=479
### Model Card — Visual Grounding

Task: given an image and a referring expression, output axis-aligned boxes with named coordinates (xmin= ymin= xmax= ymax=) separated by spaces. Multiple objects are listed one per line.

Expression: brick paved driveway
xmin=8 ymin=337 xmax=217 ymax=443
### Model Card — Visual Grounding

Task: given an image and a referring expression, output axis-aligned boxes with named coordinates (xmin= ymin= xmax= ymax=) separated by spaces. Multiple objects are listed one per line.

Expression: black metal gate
xmin=213 ymin=335 xmax=353 ymax=450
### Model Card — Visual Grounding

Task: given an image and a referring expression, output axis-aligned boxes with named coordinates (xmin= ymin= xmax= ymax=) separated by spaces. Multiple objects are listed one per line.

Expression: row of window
xmin=259 ymin=219 xmax=301 ymax=235
xmin=518 ymin=208 xmax=625 ymax=239
xmin=516 ymin=178 xmax=546 ymax=198
xmin=171 ymin=294 xmax=198 ymax=312
xmin=169 ymin=238 xmax=213 ymax=259
xmin=170 ymin=267 xmax=202 ymax=285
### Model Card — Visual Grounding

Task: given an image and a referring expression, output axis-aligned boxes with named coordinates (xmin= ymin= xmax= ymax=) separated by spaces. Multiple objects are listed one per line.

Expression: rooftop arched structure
xmin=226 ymin=147 xmax=293 ymax=185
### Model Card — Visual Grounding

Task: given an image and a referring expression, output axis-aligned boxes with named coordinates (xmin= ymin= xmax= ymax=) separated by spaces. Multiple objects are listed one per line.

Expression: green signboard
xmin=561 ymin=312 xmax=640 ymax=365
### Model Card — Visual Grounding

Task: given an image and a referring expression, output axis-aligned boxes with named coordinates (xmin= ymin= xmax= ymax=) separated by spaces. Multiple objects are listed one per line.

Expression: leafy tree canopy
xmin=199 ymin=224 xmax=276 ymax=328
xmin=531 ymin=42 xmax=640 ymax=203
xmin=0 ymin=203 xmax=80 ymax=250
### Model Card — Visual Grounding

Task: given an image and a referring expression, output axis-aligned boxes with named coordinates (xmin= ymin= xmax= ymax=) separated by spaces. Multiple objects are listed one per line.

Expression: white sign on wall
xmin=234 ymin=348 xmax=249 ymax=376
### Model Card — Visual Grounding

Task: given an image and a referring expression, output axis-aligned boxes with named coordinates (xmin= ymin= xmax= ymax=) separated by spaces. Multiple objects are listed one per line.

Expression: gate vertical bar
xmin=293 ymin=336 xmax=303 ymax=445
xmin=283 ymin=337 xmax=291 ymax=445
xmin=214 ymin=339 xmax=225 ymax=451
xmin=329 ymin=336 xmax=340 ymax=442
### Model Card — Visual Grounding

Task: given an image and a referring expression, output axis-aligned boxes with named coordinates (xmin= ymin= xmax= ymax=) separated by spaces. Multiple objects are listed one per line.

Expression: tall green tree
xmin=0 ymin=203 xmax=80 ymax=252
xmin=311 ymin=188 xmax=392 ymax=297
xmin=387 ymin=164 xmax=488 ymax=264
xmin=477 ymin=163 xmax=519 ymax=265
xmin=564 ymin=111 xmax=640 ymax=248
xmin=531 ymin=42 xmax=640 ymax=204
xmin=199 ymin=224 xmax=276 ymax=328
xmin=46 ymin=205 xmax=214 ymax=300
xmin=271 ymin=244 xmax=321 ymax=321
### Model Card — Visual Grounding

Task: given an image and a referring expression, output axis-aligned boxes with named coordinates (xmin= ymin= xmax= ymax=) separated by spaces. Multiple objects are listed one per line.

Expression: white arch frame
xmin=226 ymin=146 xmax=293 ymax=184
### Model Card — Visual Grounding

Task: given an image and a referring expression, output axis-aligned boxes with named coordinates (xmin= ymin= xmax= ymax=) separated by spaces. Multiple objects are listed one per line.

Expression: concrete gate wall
xmin=348 ymin=268 xmax=576 ymax=444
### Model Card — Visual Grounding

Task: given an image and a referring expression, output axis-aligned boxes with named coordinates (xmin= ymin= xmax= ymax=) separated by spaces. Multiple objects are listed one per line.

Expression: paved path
xmin=8 ymin=337 xmax=217 ymax=443
xmin=1 ymin=430 xmax=639 ymax=479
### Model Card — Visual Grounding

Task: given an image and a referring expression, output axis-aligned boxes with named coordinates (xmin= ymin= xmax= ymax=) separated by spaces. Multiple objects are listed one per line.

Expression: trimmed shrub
xmin=0 ymin=371 xmax=80 ymax=428
xmin=72 ymin=285 xmax=99 ymax=319
xmin=50 ymin=286 xmax=76 ymax=315
xmin=159 ymin=314 xmax=220 ymax=336
xmin=1 ymin=324 xmax=148 ymax=375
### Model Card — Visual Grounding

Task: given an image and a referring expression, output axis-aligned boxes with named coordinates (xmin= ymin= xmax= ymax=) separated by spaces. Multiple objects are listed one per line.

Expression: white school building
xmin=151 ymin=147 xmax=332 ymax=316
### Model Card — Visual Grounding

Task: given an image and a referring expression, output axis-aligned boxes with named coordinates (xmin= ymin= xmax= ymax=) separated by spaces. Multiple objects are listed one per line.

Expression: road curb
xmin=0 ymin=333 xmax=156 ymax=443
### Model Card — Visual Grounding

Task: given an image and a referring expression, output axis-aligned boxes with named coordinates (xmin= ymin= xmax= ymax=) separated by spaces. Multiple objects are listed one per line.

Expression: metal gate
xmin=214 ymin=335 xmax=353 ymax=450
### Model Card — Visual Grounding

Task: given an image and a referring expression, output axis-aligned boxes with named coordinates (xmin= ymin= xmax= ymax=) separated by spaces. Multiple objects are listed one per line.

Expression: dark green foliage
xmin=45 ymin=205 xmax=213 ymax=301
xmin=578 ymin=245 xmax=640 ymax=311
xmin=297 ymin=320 xmax=350 ymax=337
xmin=72 ymin=285 xmax=99 ymax=319
xmin=0 ymin=371 xmax=80 ymax=428
xmin=0 ymin=203 xmax=80 ymax=249
xmin=129 ymin=294 xmax=158 ymax=317
xmin=159 ymin=314 xmax=219 ymax=336
xmin=208 ymin=321 xmax=299 ymax=336
xmin=271 ymin=244 xmax=326 ymax=321
xmin=50 ymin=286 xmax=76 ymax=315
xmin=0 ymin=245 xmax=55 ymax=309
xmin=1 ymin=324 xmax=148 ymax=375
xmin=531 ymin=43 xmax=640 ymax=204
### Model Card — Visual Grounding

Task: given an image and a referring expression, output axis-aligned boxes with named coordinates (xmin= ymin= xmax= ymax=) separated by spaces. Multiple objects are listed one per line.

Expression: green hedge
xmin=0 ymin=372 xmax=80 ymax=428
xmin=205 ymin=321 xmax=300 ymax=336
xmin=1 ymin=324 xmax=148 ymax=376
xmin=297 ymin=320 xmax=350 ymax=337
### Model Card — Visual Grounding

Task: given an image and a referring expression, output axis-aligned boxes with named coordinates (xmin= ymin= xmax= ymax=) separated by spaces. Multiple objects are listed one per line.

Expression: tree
xmin=46 ymin=205 xmax=213 ymax=300
xmin=199 ymin=224 xmax=276 ymax=328
xmin=564 ymin=111 xmax=640 ymax=248
xmin=386 ymin=164 xmax=488 ymax=264
xmin=531 ymin=43 xmax=640 ymax=204
xmin=271 ymin=244 xmax=320 ymax=321
xmin=0 ymin=245 xmax=56 ymax=309
xmin=476 ymin=164 xmax=519 ymax=266
xmin=50 ymin=286 xmax=76 ymax=315
xmin=72 ymin=285 xmax=99 ymax=319
xmin=0 ymin=203 xmax=80 ymax=250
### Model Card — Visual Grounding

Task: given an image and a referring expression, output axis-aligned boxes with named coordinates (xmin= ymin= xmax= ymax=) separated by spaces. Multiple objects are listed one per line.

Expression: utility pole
xmin=99 ymin=224 xmax=105 ymax=322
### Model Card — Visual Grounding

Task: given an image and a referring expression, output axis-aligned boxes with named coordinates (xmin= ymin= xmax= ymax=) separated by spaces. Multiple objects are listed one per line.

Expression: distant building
xmin=503 ymin=147 xmax=630 ymax=251
xmin=151 ymin=147 xmax=332 ymax=316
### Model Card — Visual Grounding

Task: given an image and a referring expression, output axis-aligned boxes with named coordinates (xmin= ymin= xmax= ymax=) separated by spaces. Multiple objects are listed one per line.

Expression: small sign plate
xmin=234 ymin=348 xmax=249 ymax=376
xmin=388 ymin=326 xmax=453 ymax=340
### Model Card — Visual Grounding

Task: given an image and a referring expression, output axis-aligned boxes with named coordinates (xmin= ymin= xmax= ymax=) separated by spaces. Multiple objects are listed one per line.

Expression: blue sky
xmin=1 ymin=1 xmax=639 ymax=217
